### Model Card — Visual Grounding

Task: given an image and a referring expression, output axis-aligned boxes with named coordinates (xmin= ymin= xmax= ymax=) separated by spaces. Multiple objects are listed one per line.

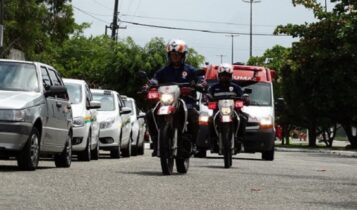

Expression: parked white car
xmin=0 ymin=59 xmax=72 ymax=170
xmin=121 ymin=96 xmax=146 ymax=156
xmin=91 ymin=89 xmax=132 ymax=158
xmin=64 ymin=79 xmax=101 ymax=161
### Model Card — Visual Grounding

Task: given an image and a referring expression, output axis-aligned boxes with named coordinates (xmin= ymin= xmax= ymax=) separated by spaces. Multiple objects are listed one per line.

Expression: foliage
xmin=50 ymin=36 xmax=205 ymax=109
xmin=247 ymin=45 xmax=291 ymax=98
xmin=1 ymin=0 xmax=78 ymax=59
xmin=276 ymin=0 xmax=357 ymax=147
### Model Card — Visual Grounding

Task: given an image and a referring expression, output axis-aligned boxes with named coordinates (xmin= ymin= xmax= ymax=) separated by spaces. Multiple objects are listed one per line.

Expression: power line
xmin=73 ymin=6 xmax=110 ymax=24
xmin=120 ymin=14 xmax=276 ymax=28
xmin=120 ymin=20 xmax=288 ymax=36
xmin=92 ymin=0 xmax=112 ymax=10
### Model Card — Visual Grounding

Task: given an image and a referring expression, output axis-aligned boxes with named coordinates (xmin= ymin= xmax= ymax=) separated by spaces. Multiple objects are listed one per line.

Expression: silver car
xmin=0 ymin=59 xmax=73 ymax=170
xmin=122 ymin=96 xmax=146 ymax=156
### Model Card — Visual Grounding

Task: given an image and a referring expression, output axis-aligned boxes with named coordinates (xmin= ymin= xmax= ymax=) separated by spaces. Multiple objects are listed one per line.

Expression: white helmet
xmin=166 ymin=39 xmax=188 ymax=54
xmin=217 ymin=63 xmax=234 ymax=74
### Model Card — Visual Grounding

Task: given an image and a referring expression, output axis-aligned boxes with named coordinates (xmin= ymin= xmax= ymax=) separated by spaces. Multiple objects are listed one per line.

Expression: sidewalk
xmin=275 ymin=139 xmax=357 ymax=158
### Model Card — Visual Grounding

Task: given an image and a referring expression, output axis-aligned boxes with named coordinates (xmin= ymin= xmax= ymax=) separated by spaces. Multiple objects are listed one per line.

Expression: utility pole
xmin=216 ymin=54 xmax=227 ymax=64
xmin=325 ymin=0 xmax=327 ymax=12
xmin=0 ymin=0 xmax=4 ymax=48
xmin=225 ymin=34 xmax=239 ymax=64
xmin=111 ymin=0 xmax=119 ymax=40
xmin=106 ymin=0 xmax=126 ymax=41
xmin=242 ymin=0 xmax=261 ymax=58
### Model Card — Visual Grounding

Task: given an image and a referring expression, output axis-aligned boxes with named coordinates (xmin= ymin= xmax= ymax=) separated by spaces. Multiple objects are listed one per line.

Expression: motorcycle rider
xmin=207 ymin=63 xmax=248 ymax=145
xmin=145 ymin=39 xmax=203 ymax=156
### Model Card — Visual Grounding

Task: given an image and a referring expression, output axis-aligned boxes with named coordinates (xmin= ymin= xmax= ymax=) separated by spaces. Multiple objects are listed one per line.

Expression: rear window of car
xmin=65 ymin=83 xmax=82 ymax=104
xmin=93 ymin=93 xmax=115 ymax=111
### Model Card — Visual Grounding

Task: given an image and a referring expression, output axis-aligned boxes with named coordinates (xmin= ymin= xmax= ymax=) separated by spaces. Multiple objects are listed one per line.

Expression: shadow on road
xmin=308 ymin=201 xmax=357 ymax=209
xmin=200 ymin=156 xmax=263 ymax=161
xmin=0 ymin=165 xmax=54 ymax=172
xmin=119 ymin=170 xmax=185 ymax=177
xmin=196 ymin=165 xmax=240 ymax=169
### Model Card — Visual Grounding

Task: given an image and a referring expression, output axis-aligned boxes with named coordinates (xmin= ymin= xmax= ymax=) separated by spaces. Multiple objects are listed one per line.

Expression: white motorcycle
xmin=208 ymin=97 xmax=246 ymax=168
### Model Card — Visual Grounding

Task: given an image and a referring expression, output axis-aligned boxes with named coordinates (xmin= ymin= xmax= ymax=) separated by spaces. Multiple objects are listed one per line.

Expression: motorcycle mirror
xmin=137 ymin=70 xmax=149 ymax=81
xmin=243 ymin=88 xmax=252 ymax=94
xmin=195 ymin=69 xmax=206 ymax=77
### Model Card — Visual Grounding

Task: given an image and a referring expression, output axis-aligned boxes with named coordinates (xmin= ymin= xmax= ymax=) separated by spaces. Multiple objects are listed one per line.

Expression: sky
xmin=71 ymin=0 xmax=330 ymax=64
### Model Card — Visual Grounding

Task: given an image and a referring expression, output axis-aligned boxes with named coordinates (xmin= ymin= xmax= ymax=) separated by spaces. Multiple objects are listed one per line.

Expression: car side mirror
xmin=242 ymin=93 xmax=250 ymax=106
xmin=275 ymin=97 xmax=286 ymax=113
xmin=137 ymin=112 xmax=146 ymax=119
xmin=44 ymin=86 xmax=67 ymax=97
xmin=120 ymin=107 xmax=132 ymax=115
xmin=88 ymin=100 xmax=101 ymax=109
xmin=195 ymin=69 xmax=206 ymax=77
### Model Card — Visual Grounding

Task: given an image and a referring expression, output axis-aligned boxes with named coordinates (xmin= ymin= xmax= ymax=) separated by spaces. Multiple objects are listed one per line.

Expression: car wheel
xmin=194 ymin=147 xmax=207 ymax=158
xmin=78 ymin=132 xmax=91 ymax=161
xmin=91 ymin=137 xmax=100 ymax=160
xmin=262 ymin=146 xmax=275 ymax=161
xmin=55 ymin=132 xmax=72 ymax=168
xmin=131 ymin=133 xmax=139 ymax=156
xmin=17 ymin=127 xmax=40 ymax=171
xmin=138 ymin=140 xmax=145 ymax=155
xmin=121 ymin=136 xmax=131 ymax=158
xmin=110 ymin=134 xmax=121 ymax=159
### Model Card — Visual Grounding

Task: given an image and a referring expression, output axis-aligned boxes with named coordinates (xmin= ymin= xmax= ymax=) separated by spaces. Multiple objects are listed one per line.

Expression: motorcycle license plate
xmin=158 ymin=106 xmax=170 ymax=115
xmin=221 ymin=115 xmax=232 ymax=122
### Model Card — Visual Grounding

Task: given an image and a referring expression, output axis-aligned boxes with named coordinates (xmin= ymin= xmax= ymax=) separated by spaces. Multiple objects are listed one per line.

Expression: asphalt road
xmin=0 ymin=150 xmax=356 ymax=210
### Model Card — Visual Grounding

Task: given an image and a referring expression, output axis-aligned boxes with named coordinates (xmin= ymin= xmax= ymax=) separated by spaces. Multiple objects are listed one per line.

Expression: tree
xmin=1 ymin=0 xmax=78 ymax=59
xmin=276 ymin=0 xmax=357 ymax=147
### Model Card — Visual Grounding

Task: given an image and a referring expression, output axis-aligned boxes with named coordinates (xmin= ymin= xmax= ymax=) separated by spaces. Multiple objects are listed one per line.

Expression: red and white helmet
xmin=217 ymin=63 xmax=234 ymax=74
xmin=166 ymin=39 xmax=188 ymax=54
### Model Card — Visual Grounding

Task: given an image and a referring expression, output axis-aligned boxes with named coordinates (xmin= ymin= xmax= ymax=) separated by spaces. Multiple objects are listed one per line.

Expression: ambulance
xmin=197 ymin=64 xmax=276 ymax=160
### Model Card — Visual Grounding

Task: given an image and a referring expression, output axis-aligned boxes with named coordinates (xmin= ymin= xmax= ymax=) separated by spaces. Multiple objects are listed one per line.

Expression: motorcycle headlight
xmin=160 ymin=93 xmax=174 ymax=105
xmin=259 ymin=116 xmax=273 ymax=129
xmin=73 ymin=117 xmax=85 ymax=127
xmin=100 ymin=117 xmax=115 ymax=129
xmin=220 ymin=107 xmax=232 ymax=115
xmin=0 ymin=109 xmax=25 ymax=122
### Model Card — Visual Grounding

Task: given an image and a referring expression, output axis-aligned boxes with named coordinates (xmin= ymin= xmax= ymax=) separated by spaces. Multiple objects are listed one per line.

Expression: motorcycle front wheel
xmin=159 ymin=123 xmax=174 ymax=175
xmin=220 ymin=125 xmax=233 ymax=168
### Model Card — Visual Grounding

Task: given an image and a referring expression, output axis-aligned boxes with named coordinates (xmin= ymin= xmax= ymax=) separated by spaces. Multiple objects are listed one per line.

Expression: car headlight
xmin=73 ymin=117 xmax=85 ymax=127
xmin=220 ymin=107 xmax=232 ymax=115
xmin=100 ymin=117 xmax=115 ymax=129
xmin=160 ymin=93 xmax=174 ymax=105
xmin=259 ymin=116 xmax=273 ymax=129
xmin=0 ymin=109 xmax=25 ymax=122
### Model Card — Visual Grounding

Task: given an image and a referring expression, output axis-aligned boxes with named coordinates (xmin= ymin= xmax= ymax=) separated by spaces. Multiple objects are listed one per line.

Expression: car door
xmin=86 ymin=84 xmax=99 ymax=146
xmin=117 ymin=94 xmax=131 ymax=144
xmin=40 ymin=66 xmax=57 ymax=151
xmin=47 ymin=68 xmax=71 ymax=152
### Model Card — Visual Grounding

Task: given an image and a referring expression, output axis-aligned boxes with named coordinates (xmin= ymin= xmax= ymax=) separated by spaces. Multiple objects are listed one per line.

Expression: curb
xmin=275 ymin=147 xmax=357 ymax=158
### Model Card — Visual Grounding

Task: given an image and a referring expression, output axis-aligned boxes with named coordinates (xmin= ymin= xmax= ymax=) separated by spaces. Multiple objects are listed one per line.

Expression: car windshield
xmin=206 ymin=80 xmax=272 ymax=106
xmin=124 ymin=100 xmax=134 ymax=116
xmin=0 ymin=62 xmax=39 ymax=92
xmin=65 ymin=83 xmax=82 ymax=104
xmin=242 ymin=83 xmax=272 ymax=106
xmin=93 ymin=93 xmax=115 ymax=111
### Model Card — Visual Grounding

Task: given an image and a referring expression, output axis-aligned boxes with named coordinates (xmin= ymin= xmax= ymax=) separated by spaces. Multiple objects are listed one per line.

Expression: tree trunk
xmin=308 ymin=124 xmax=317 ymax=147
xmin=342 ymin=125 xmax=357 ymax=149
xmin=282 ymin=124 xmax=290 ymax=145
